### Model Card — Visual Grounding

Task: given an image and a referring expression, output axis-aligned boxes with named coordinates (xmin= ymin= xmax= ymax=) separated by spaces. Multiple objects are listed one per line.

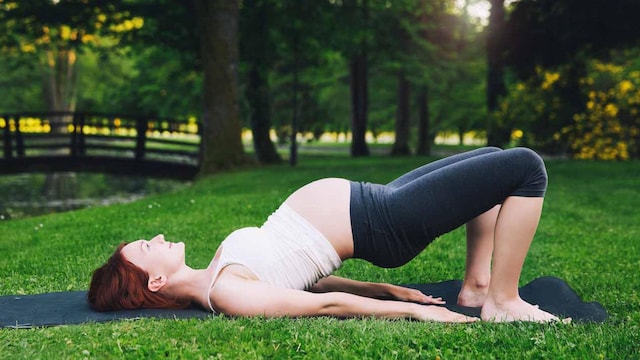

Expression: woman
xmin=89 ymin=147 xmax=562 ymax=323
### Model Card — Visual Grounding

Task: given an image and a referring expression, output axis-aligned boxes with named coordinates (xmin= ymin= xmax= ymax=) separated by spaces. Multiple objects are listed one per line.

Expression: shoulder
xmin=208 ymin=266 xmax=261 ymax=313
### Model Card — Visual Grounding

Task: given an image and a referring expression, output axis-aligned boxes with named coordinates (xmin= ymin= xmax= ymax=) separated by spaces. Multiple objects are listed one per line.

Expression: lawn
xmin=1 ymin=151 xmax=639 ymax=359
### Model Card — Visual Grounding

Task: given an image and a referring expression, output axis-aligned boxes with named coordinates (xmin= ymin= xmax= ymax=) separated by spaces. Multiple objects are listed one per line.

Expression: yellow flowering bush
xmin=562 ymin=61 xmax=640 ymax=160
xmin=496 ymin=54 xmax=640 ymax=160
xmin=493 ymin=66 xmax=568 ymax=152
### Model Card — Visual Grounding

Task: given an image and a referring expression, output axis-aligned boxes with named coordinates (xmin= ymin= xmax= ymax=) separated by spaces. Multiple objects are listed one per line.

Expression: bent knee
xmin=510 ymin=147 xmax=548 ymax=196
xmin=513 ymin=147 xmax=546 ymax=172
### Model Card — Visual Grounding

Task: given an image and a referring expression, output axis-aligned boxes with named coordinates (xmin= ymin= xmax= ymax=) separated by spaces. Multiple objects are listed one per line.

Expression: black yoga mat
xmin=0 ymin=292 xmax=211 ymax=329
xmin=405 ymin=276 xmax=607 ymax=322
xmin=0 ymin=276 xmax=606 ymax=328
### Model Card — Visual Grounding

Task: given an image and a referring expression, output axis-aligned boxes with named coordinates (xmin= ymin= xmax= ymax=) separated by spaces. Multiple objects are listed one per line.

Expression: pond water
xmin=0 ymin=172 xmax=190 ymax=220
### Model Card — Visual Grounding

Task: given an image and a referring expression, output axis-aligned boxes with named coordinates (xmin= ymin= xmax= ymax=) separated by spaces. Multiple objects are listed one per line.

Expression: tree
xmin=501 ymin=0 xmax=640 ymax=153
xmin=339 ymin=0 xmax=371 ymax=157
xmin=390 ymin=70 xmax=411 ymax=156
xmin=0 ymin=0 xmax=137 ymax=113
xmin=505 ymin=0 xmax=640 ymax=77
xmin=0 ymin=0 xmax=143 ymax=200
xmin=486 ymin=0 xmax=508 ymax=147
xmin=240 ymin=0 xmax=281 ymax=164
xmin=0 ymin=52 xmax=44 ymax=112
xmin=257 ymin=0 xmax=348 ymax=164
xmin=129 ymin=0 xmax=252 ymax=172
xmin=400 ymin=0 xmax=459 ymax=156
xmin=350 ymin=1 xmax=371 ymax=157
xmin=415 ymin=85 xmax=431 ymax=155
xmin=386 ymin=0 xmax=479 ymax=155
xmin=193 ymin=0 xmax=249 ymax=173
xmin=252 ymin=0 xmax=333 ymax=165
xmin=387 ymin=2 xmax=416 ymax=157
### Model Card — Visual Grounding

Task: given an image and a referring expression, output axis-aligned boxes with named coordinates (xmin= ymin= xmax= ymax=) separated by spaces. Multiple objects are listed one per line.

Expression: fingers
xmin=399 ymin=288 xmax=446 ymax=304
xmin=415 ymin=292 xmax=445 ymax=305
xmin=423 ymin=295 xmax=446 ymax=305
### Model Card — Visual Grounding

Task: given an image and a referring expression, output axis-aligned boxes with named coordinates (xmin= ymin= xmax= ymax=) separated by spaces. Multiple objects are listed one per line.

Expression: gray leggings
xmin=349 ymin=147 xmax=548 ymax=268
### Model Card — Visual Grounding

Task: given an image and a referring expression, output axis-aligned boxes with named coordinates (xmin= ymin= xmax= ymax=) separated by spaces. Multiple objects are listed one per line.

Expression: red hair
xmin=88 ymin=243 xmax=191 ymax=311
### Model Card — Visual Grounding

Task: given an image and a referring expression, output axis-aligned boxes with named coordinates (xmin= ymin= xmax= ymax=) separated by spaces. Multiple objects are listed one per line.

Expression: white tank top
xmin=206 ymin=204 xmax=342 ymax=312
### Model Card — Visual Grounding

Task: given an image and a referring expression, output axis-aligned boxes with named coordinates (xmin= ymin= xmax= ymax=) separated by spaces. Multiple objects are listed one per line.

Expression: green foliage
xmin=563 ymin=57 xmax=640 ymax=160
xmin=496 ymin=50 xmax=640 ymax=159
xmin=1 ymin=0 xmax=492 ymax=153
xmin=505 ymin=0 xmax=640 ymax=78
xmin=81 ymin=46 xmax=202 ymax=118
xmin=74 ymin=46 xmax=138 ymax=112
xmin=493 ymin=66 xmax=569 ymax=151
xmin=1 ymin=152 xmax=640 ymax=358
xmin=500 ymin=0 xmax=640 ymax=155
xmin=0 ymin=0 xmax=150 ymax=113
xmin=0 ymin=52 xmax=45 ymax=112
xmin=0 ymin=0 xmax=140 ymax=51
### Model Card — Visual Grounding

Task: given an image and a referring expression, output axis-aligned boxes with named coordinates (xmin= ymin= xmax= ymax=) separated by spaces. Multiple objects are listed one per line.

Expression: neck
xmin=161 ymin=266 xmax=214 ymax=310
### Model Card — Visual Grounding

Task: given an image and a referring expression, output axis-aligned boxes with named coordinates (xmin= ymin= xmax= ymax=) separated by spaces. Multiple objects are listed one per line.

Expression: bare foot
xmin=457 ymin=282 xmax=489 ymax=308
xmin=481 ymin=296 xmax=567 ymax=323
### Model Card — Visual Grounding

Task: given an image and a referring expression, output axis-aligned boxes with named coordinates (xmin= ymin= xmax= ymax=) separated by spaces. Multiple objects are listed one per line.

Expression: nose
xmin=151 ymin=234 xmax=165 ymax=243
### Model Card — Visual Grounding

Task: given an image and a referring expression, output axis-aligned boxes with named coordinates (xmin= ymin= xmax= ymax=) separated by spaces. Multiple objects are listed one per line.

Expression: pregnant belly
xmin=284 ymin=178 xmax=354 ymax=260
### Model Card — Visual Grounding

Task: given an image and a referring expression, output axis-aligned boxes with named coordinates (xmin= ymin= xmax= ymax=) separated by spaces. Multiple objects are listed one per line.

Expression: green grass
xmin=1 ymin=153 xmax=640 ymax=359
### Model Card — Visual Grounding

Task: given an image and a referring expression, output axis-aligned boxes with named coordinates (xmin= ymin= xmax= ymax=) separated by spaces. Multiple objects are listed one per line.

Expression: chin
xmin=177 ymin=243 xmax=187 ymax=261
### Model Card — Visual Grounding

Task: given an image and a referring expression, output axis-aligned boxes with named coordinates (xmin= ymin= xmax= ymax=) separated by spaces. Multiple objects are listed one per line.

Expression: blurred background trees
xmin=2 ymin=0 xmax=640 ymax=174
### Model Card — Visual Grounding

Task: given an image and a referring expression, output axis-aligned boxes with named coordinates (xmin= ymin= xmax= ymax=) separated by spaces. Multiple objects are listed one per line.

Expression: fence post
xmin=2 ymin=116 xmax=11 ymax=158
xmin=78 ymin=113 xmax=86 ymax=156
xmin=135 ymin=117 xmax=148 ymax=160
xmin=15 ymin=116 xmax=24 ymax=157
xmin=71 ymin=113 xmax=78 ymax=157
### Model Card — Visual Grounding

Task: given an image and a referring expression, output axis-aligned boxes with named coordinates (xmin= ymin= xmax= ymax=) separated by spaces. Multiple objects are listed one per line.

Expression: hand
xmin=384 ymin=284 xmax=446 ymax=305
xmin=413 ymin=304 xmax=479 ymax=323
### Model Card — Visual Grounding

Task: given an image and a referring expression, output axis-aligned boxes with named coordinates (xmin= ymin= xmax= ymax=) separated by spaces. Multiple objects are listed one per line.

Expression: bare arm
xmin=308 ymin=275 xmax=445 ymax=305
xmin=210 ymin=275 xmax=474 ymax=322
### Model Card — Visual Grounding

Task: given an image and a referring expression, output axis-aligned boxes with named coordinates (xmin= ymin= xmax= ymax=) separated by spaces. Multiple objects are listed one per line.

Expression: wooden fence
xmin=0 ymin=112 xmax=201 ymax=180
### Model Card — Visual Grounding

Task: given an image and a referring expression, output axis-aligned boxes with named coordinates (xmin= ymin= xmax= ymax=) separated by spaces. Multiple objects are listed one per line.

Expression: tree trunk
xmin=416 ymin=86 xmax=431 ymax=156
xmin=194 ymin=0 xmax=249 ymax=174
xmin=289 ymin=45 xmax=299 ymax=167
xmin=244 ymin=0 xmax=280 ymax=164
xmin=43 ymin=48 xmax=77 ymax=113
xmin=349 ymin=53 xmax=370 ymax=157
xmin=289 ymin=2 xmax=301 ymax=167
xmin=248 ymin=66 xmax=281 ymax=164
xmin=349 ymin=0 xmax=370 ymax=157
xmin=42 ymin=47 xmax=77 ymax=133
xmin=41 ymin=45 xmax=78 ymax=200
xmin=390 ymin=70 xmax=411 ymax=156
xmin=486 ymin=0 xmax=509 ymax=147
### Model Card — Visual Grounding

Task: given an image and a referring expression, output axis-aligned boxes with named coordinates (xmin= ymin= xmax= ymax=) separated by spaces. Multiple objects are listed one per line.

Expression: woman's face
xmin=121 ymin=234 xmax=186 ymax=279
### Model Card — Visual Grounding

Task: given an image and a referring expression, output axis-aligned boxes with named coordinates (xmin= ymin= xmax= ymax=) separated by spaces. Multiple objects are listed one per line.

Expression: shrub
xmin=562 ymin=61 xmax=640 ymax=160
xmin=496 ymin=53 xmax=640 ymax=160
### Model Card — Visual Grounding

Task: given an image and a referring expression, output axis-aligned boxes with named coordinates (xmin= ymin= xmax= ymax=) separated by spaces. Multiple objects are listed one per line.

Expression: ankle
xmin=463 ymin=276 xmax=490 ymax=291
xmin=485 ymin=291 xmax=520 ymax=306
